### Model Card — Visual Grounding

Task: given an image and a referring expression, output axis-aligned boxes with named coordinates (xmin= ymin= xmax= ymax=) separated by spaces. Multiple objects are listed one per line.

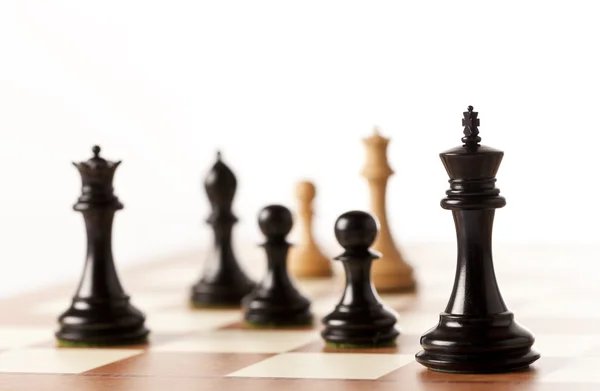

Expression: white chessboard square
xmin=145 ymin=308 xmax=241 ymax=333
xmin=532 ymin=335 xmax=600 ymax=358
xmin=0 ymin=327 xmax=53 ymax=350
xmin=227 ymin=352 xmax=414 ymax=380
xmin=152 ymin=329 xmax=317 ymax=353
xmin=0 ymin=348 xmax=143 ymax=374
xmin=539 ymin=358 xmax=600 ymax=383
xmin=396 ymin=313 xmax=438 ymax=335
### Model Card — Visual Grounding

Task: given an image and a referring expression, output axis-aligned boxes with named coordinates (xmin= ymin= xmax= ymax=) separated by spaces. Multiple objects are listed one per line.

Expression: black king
xmin=56 ymin=146 xmax=149 ymax=346
xmin=415 ymin=107 xmax=539 ymax=373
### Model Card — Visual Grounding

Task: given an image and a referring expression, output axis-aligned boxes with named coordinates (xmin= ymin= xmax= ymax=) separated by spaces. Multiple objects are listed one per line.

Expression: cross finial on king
xmin=461 ymin=105 xmax=481 ymax=149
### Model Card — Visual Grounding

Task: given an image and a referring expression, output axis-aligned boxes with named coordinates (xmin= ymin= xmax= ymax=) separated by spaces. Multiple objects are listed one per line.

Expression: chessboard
xmin=0 ymin=243 xmax=598 ymax=391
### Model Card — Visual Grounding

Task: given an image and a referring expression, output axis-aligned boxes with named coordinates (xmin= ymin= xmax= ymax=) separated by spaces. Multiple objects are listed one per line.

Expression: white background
xmin=0 ymin=1 xmax=599 ymax=298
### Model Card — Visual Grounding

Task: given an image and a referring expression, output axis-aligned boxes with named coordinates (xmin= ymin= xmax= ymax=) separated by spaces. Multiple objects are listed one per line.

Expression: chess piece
xmin=56 ymin=146 xmax=149 ymax=347
xmin=321 ymin=211 xmax=399 ymax=347
xmin=415 ymin=106 xmax=539 ymax=373
xmin=191 ymin=151 xmax=255 ymax=307
xmin=361 ymin=128 xmax=416 ymax=293
xmin=243 ymin=205 xmax=312 ymax=326
xmin=288 ymin=181 xmax=333 ymax=278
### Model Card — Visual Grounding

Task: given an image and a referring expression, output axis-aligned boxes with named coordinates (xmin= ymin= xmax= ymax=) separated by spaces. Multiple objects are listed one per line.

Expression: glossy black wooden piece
xmin=56 ymin=146 xmax=149 ymax=346
xmin=321 ymin=211 xmax=399 ymax=347
xmin=415 ymin=107 xmax=539 ymax=373
xmin=190 ymin=152 xmax=255 ymax=307
xmin=242 ymin=205 xmax=312 ymax=326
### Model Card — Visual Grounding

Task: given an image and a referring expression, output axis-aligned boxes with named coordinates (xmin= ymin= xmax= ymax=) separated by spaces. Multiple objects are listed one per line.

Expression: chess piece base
xmin=244 ymin=312 xmax=313 ymax=327
xmin=56 ymin=335 xmax=148 ymax=347
xmin=325 ymin=340 xmax=397 ymax=349
xmin=190 ymin=280 xmax=255 ymax=307
xmin=242 ymin=289 xmax=313 ymax=327
xmin=321 ymin=304 xmax=399 ymax=347
xmin=56 ymin=297 xmax=149 ymax=346
xmin=415 ymin=311 xmax=540 ymax=373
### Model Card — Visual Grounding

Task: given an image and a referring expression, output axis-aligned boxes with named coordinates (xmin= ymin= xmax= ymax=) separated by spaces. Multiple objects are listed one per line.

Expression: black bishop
xmin=190 ymin=151 xmax=255 ymax=307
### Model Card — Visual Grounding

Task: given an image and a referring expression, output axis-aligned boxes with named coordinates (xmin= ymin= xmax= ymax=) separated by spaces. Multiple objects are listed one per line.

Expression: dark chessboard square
xmin=85 ymin=351 xmax=275 ymax=377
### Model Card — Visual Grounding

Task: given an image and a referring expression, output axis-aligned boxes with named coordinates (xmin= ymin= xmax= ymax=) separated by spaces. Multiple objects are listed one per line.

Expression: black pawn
xmin=321 ymin=211 xmax=399 ymax=347
xmin=191 ymin=152 xmax=255 ymax=307
xmin=415 ymin=106 xmax=539 ymax=373
xmin=242 ymin=205 xmax=312 ymax=326
xmin=56 ymin=146 xmax=149 ymax=347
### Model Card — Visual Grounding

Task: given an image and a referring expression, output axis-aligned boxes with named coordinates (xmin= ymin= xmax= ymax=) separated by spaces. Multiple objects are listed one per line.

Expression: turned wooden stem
xmin=298 ymin=200 xmax=315 ymax=246
xmin=368 ymin=179 xmax=391 ymax=244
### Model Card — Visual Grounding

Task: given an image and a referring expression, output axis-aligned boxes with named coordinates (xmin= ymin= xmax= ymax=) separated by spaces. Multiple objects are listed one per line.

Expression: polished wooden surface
xmin=0 ymin=243 xmax=598 ymax=390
